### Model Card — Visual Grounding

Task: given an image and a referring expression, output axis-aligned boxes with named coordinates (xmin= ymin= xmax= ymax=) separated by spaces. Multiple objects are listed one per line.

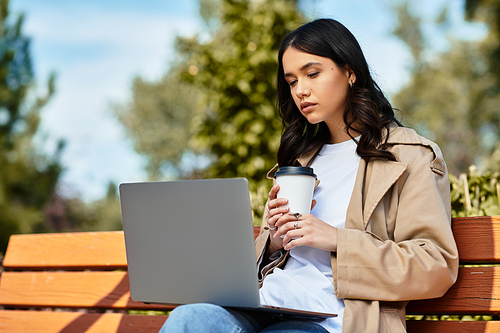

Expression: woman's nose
xmin=295 ymin=81 xmax=311 ymax=98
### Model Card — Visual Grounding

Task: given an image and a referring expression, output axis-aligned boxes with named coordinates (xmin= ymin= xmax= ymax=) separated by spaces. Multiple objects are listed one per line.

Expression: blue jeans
xmin=159 ymin=303 xmax=329 ymax=333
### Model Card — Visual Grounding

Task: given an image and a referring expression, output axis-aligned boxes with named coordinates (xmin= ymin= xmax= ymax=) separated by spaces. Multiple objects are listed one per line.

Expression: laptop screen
xmin=120 ymin=178 xmax=261 ymax=307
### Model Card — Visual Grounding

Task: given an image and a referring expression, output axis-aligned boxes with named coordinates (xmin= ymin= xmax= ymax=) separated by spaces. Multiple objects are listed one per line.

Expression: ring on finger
xmin=293 ymin=213 xmax=300 ymax=229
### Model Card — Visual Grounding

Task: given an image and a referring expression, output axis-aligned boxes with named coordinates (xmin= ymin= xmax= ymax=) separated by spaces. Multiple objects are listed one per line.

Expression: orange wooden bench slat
xmin=2 ymin=231 xmax=128 ymax=270
xmin=0 ymin=271 xmax=174 ymax=311
xmin=407 ymin=266 xmax=500 ymax=315
xmin=452 ymin=216 xmax=500 ymax=263
xmin=2 ymin=227 xmax=262 ymax=270
xmin=406 ymin=319 xmax=500 ymax=333
xmin=0 ymin=310 xmax=168 ymax=333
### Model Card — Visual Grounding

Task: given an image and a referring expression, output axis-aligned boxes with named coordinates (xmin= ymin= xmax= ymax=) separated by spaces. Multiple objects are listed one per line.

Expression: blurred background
xmin=0 ymin=0 xmax=499 ymax=256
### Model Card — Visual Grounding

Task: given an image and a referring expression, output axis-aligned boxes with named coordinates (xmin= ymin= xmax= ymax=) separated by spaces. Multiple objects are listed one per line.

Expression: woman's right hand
xmin=266 ymin=184 xmax=289 ymax=254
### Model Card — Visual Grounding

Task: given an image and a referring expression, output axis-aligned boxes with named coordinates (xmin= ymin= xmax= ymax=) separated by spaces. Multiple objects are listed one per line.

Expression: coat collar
xmin=385 ymin=125 xmax=424 ymax=145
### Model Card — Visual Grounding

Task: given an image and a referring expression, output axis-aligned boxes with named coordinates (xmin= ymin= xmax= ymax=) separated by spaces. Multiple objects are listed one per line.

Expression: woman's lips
xmin=301 ymin=102 xmax=317 ymax=113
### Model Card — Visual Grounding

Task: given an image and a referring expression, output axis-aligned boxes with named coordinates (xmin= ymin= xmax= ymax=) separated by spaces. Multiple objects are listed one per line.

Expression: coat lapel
xmin=361 ymin=159 xmax=407 ymax=228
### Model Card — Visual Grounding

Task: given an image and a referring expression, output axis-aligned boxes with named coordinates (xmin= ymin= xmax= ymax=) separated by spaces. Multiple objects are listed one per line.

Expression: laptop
xmin=119 ymin=178 xmax=336 ymax=319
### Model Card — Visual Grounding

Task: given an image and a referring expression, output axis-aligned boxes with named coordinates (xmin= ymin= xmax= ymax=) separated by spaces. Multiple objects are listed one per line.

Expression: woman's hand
xmin=266 ymin=184 xmax=289 ymax=254
xmin=267 ymin=184 xmax=338 ymax=253
xmin=273 ymin=209 xmax=338 ymax=253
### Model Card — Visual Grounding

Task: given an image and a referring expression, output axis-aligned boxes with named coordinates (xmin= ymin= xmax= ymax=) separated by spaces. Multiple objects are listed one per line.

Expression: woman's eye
xmin=288 ymin=80 xmax=297 ymax=87
xmin=308 ymin=72 xmax=319 ymax=78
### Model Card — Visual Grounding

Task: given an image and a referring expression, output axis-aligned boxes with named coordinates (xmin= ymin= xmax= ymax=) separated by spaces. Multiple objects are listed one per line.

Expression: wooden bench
xmin=0 ymin=217 xmax=499 ymax=332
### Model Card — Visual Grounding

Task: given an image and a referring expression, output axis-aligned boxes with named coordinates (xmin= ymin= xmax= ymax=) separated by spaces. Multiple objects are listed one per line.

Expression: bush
xmin=450 ymin=165 xmax=500 ymax=217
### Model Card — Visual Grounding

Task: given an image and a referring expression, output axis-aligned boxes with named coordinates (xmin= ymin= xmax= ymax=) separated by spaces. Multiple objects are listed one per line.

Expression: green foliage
xmin=44 ymin=182 xmax=123 ymax=233
xmin=391 ymin=2 xmax=500 ymax=176
xmin=393 ymin=1 xmax=500 ymax=218
xmin=0 ymin=0 xmax=62 ymax=254
xmin=464 ymin=0 xmax=500 ymax=173
xmin=116 ymin=0 xmax=305 ymax=222
xmin=450 ymin=165 xmax=500 ymax=217
xmin=465 ymin=0 xmax=500 ymax=82
xmin=392 ymin=2 xmax=424 ymax=61
xmin=175 ymin=0 xmax=305 ymax=222
xmin=407 ymin=314 xmax=498 ymax=321
xmin=114 ymin=74 xmax=206 ymax=180
xmin=79 ymin=182 xmax=123 ymax=231
xmin=127 ymin=310 xmax=169 ymax=316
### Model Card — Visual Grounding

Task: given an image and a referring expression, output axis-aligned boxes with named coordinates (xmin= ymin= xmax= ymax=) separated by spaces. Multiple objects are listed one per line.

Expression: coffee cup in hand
xmin=274 ymin=166 xmax=317 ymax=238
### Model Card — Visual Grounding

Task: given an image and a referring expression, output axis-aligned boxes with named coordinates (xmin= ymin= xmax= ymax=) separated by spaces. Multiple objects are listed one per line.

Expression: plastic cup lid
xmin=274 ymin=166 xmax=317 ymax=179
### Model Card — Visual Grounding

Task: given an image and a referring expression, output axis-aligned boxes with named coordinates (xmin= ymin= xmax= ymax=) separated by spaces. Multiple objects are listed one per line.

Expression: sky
xmin=9 ymin=0 xmax=483 ymax=201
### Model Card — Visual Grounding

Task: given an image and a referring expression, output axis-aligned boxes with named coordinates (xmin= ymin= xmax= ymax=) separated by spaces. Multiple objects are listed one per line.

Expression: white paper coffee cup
xmin=274 ymin=166 xmax=317 ymax=238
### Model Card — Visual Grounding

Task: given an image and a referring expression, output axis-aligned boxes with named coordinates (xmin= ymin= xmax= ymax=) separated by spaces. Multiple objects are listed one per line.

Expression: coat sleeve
xmin=334 ymin=148 xmax=459 ymax=302
xmin=254 ymin=180 xmax=289 ymax=287
xmin=254 ymin=164 xmax=279 ymax=262
xmin=255 ymin=199 xmax=271 ymax=262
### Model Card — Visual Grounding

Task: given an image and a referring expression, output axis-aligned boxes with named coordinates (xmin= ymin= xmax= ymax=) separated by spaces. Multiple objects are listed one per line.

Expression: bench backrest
xmin=407 ymin=216 xmax=500 ymax=332
xmin=1 ymin=217 xmax=499 ymax=332
xmin=408 ymin=216 xmax=500 ymax=314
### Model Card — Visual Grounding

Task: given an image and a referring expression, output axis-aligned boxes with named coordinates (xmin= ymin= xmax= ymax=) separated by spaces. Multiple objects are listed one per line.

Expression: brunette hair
xmin=276 ymin=18 xmax=401 ymax=166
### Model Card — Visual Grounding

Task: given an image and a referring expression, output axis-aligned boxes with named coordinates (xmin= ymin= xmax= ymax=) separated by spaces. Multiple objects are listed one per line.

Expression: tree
xmin=114 ymin=73 xmax=206 ymax=180
xmin=115 ymin=0 xmax=305 ymax=221
xmin=391 ymin=2 xmax=500 ymax=176
xmin=44 ymin=182 xmax=124 ymax=233
xmin=464 ymin=0 xmax=500 ymax=172
xmin=0 ymin=0 xmax=62 ymax=254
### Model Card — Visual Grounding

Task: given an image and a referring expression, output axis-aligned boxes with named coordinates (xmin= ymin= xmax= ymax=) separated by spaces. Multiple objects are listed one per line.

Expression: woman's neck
xmin=325 ymin=115 xmax=361 ymax=144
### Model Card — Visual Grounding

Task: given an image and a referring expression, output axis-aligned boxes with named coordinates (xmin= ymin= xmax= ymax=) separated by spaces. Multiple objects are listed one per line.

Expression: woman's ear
xmin=345 ymin=65 xmax=356 ymax=85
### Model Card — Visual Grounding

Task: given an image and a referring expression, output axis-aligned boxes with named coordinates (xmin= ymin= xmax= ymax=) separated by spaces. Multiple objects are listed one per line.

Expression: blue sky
xmin=9 ymin=0 xmax=483 ymax=201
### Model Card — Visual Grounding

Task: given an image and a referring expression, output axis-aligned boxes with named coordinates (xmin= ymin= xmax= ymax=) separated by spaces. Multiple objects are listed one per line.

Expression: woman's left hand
xmin=273 ymin=211 xmax=338 ymax=252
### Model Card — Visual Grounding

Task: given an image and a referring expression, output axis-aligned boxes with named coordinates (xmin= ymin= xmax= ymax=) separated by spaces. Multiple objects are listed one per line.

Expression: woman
xmin=161 ymin=18 xmax=458 ymax=333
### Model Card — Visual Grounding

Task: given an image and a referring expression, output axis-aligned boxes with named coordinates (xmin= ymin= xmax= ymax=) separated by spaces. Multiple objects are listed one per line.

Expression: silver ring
xmin=269 ymin=225 xmax=276 ymax=231
xmin=293 ymin=213 xmax=300 ymax=229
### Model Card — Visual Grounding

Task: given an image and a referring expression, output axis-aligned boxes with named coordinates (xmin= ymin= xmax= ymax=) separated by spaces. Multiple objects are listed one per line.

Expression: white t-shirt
xmin=259 ymin=138 xmax=361 ymax=332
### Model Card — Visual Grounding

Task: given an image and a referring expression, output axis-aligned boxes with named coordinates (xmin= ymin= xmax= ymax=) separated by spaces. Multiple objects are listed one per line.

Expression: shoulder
xmin=386 ymin=126 xmax=446 ymax=176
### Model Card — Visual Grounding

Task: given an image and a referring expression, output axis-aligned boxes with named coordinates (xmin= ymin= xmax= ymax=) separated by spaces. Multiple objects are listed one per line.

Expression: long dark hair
xmin=276 ymin=19 xmax=401 ymax=166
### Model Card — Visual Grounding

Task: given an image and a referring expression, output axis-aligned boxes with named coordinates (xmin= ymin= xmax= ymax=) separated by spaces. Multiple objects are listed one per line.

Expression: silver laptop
xmin=119 ymin=178 xmax=336 ymax=319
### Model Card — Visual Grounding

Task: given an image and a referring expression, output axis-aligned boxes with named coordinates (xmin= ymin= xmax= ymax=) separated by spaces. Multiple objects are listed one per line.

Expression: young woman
xmin=160 ymin=18 xmax=458 ymax=333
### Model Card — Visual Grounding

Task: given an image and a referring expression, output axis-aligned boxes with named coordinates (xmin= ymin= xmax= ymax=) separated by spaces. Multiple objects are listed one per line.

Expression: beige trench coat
xmin=255 ymin=126 xmax=459 ymax=332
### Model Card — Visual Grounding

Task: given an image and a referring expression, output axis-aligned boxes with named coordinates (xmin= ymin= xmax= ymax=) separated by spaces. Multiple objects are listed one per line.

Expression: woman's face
xmin=282 ymin=47 xmax=355 ymax=142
